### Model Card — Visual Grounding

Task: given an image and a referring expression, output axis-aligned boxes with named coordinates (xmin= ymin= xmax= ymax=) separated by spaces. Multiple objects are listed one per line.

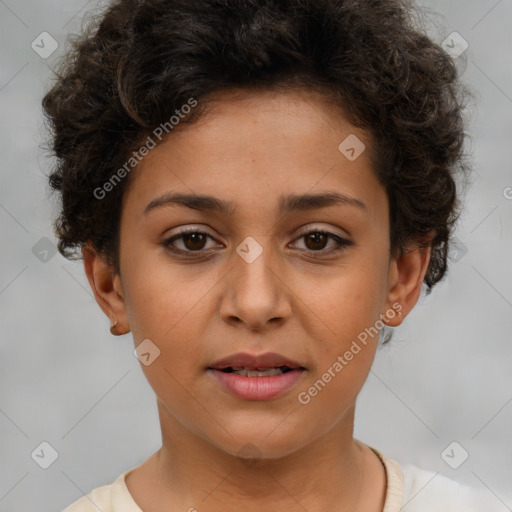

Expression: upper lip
xmin=208 ymin=352 xmax=305 ymax=370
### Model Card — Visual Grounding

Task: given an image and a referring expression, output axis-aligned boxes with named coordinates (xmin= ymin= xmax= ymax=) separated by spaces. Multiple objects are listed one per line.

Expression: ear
xmin=382 ymin=236 xmax=433 ymax=327
xmin=82 ymin=244 xmax=130 ymax=335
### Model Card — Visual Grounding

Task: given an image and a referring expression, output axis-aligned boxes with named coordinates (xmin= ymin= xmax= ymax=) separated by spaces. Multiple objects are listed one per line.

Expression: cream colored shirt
xmin=62 ymin=448 xmax=505 ymax=511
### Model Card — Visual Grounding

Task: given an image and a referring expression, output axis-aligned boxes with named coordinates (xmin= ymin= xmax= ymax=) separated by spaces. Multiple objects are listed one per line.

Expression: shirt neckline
xmin=113 ymin=447 xmax=404 ymax=511
xmin=369 ymin=447 xmax=405 ymax=512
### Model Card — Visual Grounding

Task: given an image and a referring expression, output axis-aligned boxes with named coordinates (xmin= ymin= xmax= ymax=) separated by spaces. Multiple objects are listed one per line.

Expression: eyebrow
xmin=143 ymin=191 xmax=366 ymax=216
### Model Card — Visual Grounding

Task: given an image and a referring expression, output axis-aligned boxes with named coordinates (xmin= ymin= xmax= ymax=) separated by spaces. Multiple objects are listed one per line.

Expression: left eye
xmin=163 ymin=229 xmax=352 ymax=255
xmin=291 ymin=230 xmax=352 ymax=254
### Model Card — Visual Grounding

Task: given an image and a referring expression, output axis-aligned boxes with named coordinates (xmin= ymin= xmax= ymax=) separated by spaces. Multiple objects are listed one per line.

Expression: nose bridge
xmin=235 ymin=234 xmax=280 ymax=299
xmin=221 ymin=235 xmax=290 ymax=328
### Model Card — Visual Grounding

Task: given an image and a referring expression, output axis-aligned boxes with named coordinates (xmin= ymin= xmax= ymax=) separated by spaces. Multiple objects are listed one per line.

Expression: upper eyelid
xmin=164 ymin=226 xmax=351 ymax=252
xmin=165 ymin=225 xmax=349 ymax=242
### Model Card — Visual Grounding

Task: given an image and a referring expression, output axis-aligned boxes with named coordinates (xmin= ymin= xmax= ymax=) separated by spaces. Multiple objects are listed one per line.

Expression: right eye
xmin=163 ymin=229 xmax=222 ymax=255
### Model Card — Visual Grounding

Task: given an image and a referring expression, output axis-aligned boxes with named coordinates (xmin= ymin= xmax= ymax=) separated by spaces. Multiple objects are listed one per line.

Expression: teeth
xmin=232 ymin=367 xmax=286 ymax=377
xmin=230 ymin=366 xmax=286 ymax=371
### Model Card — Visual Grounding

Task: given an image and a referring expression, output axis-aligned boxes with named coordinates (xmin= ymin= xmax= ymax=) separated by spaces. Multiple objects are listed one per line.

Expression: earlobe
xmin=382 ymin=240 xmax=432 ymax=327
xmin=82 ymin=244 xmax=130 ymax=336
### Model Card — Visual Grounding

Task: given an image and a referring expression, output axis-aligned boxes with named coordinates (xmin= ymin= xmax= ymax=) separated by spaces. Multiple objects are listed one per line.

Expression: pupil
xmin=184 ymin=233 xmax=206 ymax=250
xmin=182 ymin=232 xmax=328 ymax=251
xmin=306 ymin=232 xmax=327 ymax=250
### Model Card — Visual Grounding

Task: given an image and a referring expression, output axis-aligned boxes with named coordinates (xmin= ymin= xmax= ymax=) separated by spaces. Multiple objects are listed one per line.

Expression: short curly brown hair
xmin=42 ymin=0 xmax=470 ymax=292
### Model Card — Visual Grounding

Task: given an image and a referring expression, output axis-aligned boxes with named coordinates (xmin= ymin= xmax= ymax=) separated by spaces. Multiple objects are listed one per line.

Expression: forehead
xmin=123 ymin=88 xmax=385 ymax=220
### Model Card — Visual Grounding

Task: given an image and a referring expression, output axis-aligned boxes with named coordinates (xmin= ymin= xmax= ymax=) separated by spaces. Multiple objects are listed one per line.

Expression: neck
xmin=131 ymin=400 xmax=377 ymax=512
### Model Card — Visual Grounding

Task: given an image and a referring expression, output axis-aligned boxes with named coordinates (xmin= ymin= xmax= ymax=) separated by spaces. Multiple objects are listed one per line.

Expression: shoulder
xmin=370 ymin=446 xmax=507 ymax=512
xmin=400 ymin=463 xmax=506 ymax=511
xmin=61 ymin=470 xmax=142 ymax=512
xmin=62 ymin=483 xmax=113 ymax=512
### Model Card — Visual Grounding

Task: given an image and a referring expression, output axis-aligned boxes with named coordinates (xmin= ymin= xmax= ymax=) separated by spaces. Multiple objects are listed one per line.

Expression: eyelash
xmin=162 ymin=228 xmax=353 ymax=258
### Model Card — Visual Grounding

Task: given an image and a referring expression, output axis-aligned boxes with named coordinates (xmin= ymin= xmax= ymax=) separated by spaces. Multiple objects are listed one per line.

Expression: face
xmin=88 ymin=88 xmax=424 ymax=460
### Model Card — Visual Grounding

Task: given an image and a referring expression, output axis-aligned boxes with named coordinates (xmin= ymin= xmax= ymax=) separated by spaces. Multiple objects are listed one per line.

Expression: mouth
xmin=214 ymin=366 xmax=301 ymax=377
xmin=208 ymin=351 xmax=306 ymax=372
xmin=207 ymin=352 xmax=307 ymax=400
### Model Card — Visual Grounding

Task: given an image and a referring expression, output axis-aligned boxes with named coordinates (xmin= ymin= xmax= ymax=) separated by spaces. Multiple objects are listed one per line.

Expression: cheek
xmin=292 ymin=262 xmax=387 ymax=402
xmin=121 ymin=246 xmax=218 ymax=341
xmin=121 ymin=255 xmax=224 ymax=390
xmin=295 ymin=278 xmax=382 ymax=416
xmin=122 ymin=267 xmax=212 ymax=407
xmin=298 ymin=261 xmax=388 ymax=342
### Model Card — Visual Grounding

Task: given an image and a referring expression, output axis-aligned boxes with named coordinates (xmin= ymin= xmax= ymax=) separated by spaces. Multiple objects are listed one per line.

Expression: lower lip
xmin=208 ymin=369 xmax=305 ymax=401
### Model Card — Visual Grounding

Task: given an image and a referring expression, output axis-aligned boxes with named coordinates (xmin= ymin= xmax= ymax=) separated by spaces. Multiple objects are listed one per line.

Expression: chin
xmin=206 ymin=422 xmax=310 ymax=462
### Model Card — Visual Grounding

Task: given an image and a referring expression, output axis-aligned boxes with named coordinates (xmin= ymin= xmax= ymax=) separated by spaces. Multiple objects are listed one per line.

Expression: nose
xmin=219 ymin=239 xmax=292 ymax=332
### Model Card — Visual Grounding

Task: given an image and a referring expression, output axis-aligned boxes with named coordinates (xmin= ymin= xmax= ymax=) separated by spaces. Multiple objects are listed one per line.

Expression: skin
xmin=83 ymin=88 xmax=431 ymax=511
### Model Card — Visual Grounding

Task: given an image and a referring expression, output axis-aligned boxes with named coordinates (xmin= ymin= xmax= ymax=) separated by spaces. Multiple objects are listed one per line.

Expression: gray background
xmin=0 ymin=0 xmax=511 ymax=510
